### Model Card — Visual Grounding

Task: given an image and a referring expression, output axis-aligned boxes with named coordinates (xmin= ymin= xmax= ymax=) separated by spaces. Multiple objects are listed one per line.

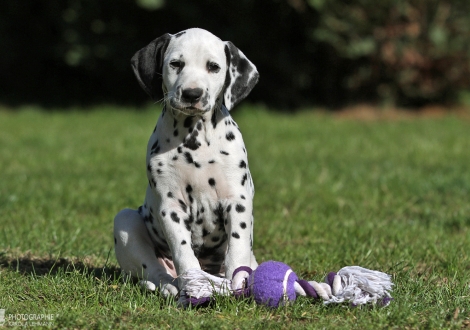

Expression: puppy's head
xmin=132 ymin=28 xmax=259 ymax=115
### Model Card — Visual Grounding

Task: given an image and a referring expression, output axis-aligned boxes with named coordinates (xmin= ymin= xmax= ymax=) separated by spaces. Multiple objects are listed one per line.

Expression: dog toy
xmin=179 ymin=260 xmax=393 ymax=308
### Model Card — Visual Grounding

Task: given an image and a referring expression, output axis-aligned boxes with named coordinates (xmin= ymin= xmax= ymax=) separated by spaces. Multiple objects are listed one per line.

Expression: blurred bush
xmin=309 ymin=0 xmax=470 ymax=107
xmin=0 ymin=0 xmax=469 ymax=109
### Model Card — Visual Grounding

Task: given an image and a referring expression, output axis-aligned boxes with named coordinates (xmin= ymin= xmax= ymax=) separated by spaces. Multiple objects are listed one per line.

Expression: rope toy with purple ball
xmin=179 ymin=261 xmax=393 ymax=308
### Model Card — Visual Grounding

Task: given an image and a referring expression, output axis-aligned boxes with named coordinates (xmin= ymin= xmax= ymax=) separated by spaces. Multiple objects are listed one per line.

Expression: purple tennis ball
xmin=250 ymin=261 xmax=298 ymax=308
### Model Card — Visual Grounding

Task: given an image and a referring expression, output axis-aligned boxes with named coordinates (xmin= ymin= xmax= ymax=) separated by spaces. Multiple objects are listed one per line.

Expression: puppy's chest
xmin=143 ymin=110 xmax=250 ymax=257
xmin=147 ymin=112 xmax=248 ymax=198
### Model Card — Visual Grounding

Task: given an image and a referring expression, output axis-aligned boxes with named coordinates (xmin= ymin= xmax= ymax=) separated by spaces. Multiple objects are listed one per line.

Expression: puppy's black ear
xmin=131 ymin=33 xmax=172 ymax=100
xmin=223 ymin=41 xmax=259 ymax=111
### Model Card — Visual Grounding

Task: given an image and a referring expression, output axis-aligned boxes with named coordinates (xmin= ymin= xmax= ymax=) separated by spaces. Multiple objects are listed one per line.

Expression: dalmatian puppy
xmin=114 ymin=28 xmax=259 ymax=297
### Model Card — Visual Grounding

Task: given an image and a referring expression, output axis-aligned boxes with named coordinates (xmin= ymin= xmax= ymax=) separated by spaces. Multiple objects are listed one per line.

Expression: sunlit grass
xmin=1 ymin=105 xmax=469 ymax=328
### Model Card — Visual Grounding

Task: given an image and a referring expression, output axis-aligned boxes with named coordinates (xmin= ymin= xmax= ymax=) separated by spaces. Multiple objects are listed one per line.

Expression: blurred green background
xmin=1 ymin=0 xmax=470 ymax=109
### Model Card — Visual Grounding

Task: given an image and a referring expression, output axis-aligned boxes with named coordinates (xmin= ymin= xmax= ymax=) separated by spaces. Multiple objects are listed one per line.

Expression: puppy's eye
xmin=207 ymin=62 xmax=220 ymax=73
xmin=170 ymin=61 xmax=183 ymax=69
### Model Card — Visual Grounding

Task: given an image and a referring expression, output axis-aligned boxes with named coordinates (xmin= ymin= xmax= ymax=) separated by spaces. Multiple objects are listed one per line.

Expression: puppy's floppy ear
xmin=131 ymin=33 xmax=172 ymax=100
xmin=223 ymin=41 xmax=259 ymax=111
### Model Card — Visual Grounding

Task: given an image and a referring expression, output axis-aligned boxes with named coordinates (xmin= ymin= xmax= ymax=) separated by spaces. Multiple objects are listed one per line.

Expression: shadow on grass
xmin=0 ymin=253 xmax=121 ymax=282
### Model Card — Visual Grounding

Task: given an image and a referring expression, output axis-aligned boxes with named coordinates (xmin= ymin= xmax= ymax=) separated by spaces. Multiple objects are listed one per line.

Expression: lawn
xmin=0 ymin=105 xmax=469 ymax=329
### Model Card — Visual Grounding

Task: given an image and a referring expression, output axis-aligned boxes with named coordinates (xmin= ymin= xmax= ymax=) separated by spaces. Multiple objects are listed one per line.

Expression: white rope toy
xmin=179 ymin=261 xmax=393 ymax=308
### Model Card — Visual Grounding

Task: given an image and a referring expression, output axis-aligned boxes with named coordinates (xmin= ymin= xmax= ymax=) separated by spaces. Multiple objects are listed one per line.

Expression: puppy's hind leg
xmin=114 ymin=208 xmax=178 ymax=297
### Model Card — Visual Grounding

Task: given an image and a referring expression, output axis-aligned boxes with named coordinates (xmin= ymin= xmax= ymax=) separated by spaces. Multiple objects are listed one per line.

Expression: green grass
xmin=1 ymin=104 xmax=469 ymax=329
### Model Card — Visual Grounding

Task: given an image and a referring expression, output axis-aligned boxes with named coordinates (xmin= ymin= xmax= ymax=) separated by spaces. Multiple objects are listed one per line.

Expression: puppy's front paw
xmin=139 ymin=276 xmax=179 ymax=297
xmin=139 ymin=280 xmax=156 ymax=291
xmin=160 ymin=282 xmax=179 ymax=297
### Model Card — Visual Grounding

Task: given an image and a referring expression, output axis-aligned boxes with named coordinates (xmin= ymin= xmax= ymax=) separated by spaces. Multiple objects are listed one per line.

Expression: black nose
xmin=181 ymin=88 xmax=203 ymax=103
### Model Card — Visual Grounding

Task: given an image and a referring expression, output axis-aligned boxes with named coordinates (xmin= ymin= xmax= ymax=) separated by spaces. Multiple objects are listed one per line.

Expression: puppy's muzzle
xmin=169 ymin=86 xmax=210 ymax=115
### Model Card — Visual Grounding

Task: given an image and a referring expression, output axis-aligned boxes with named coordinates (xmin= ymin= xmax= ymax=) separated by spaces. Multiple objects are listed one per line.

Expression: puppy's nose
xmin=181 ymin=88 xmax=203 ymax=103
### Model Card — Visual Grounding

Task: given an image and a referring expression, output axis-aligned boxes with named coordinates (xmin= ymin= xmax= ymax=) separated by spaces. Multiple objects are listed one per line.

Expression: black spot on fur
xmin=200 ymin=206 xmax=205 ymax=213
xmin=241 ymin=195 xmax=246 ymax=200
xmin=154 ymin=147 xmax=160 ymax=154
xmin=213 ymin=203 xmax=225 ymax=230
xmin=175 ymin=31 xmax=186 ymax=38
xmin=170 ymin=212 xmax=180 ymax=223
xmin=177 ymin=146 xmax=183 ymax=153
xmin=184 ymin=152 xmax=194 ymax=163
xmin=158 ymin=162 xmax=163 ymax=166
xmin=211 ymin=236 xmax=220 ymax=242
xmin=236 ymin=204 xmax=246 ymax=213
xmin=210 ymin=252 xmax=225 ymax=263
xmin=226 ymin=132 xmax=235 ymax=141
xmin=186 ymin=184 xmax=193 ymax=194
xmin=232 ymin=232 xmax=240 ymax=239
xmin=208 ymin=178 xmax=216 ymax=187
xmin=185 ymin=216 xmax=194 ymax=231
xmin=239 ymin=160 xmax=246 ymax=168
xmin=220 ymin=150 xmax=229 ymax=155
xmin=202 ymin=228 xmax=210 ymax=237
xmin=240 ymin=222 xmax=247 ymax=229
xmin=226 ymin=204 xmax=232 ymax=213
xmin=208 ymin=160 xmax=215 ymax=164
xmin=194 ymin=162 xmax=201 ymax=168
xmin=241 ymin=173 xmax=247 ymax=186
xmin=152 ymin=227 xmax=159 ymax=236
xmin=224 ymin=45 xmax=232 ymax=86
xmin=196 ymin=121 xmax=202 ymax=131
xmin=179 ymin=199 xmax=187 ymax=212
xmin=196 ymin=235 xmax=227 ymax=259
xmin=196 ymin=218 xmax=203 ymax=225
xmin=161 ymin=210 xmax=166 ymax=217
xmin=181 ymin=240 xmax=187 ymax=245
xmin=172 ymin=155 xmax=178 ymax=161
xmin=166 ymin=138 xmax=170 ymax=143
xmin=173 ymin=119 xmax=178 ymax=128
xmin=114 ymin=237 xmax=117 ymax=244
xmin=147 ymin=164 xmax=152 ymax=172
xmin=184 ymin=116 xmax=193 ymax=128
xmin=142 ymin=263 xmax=147 ymax=269
xmin=151 ymin=178 xmax=157 ymax=187
xmin=183 ymin=130 xmax=201 ymax=150
xmin=167 ymin=191 xmax=173 ymax=198
xmin=151 ymin=140 xmax=159 ymax=150
xmin=211 ymin=111 xmax=217 ymax=129
xmin=173 ymin=129 xmax=178 ymax=137
xmin=157 ymin=169 xmax=162 ymax=174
